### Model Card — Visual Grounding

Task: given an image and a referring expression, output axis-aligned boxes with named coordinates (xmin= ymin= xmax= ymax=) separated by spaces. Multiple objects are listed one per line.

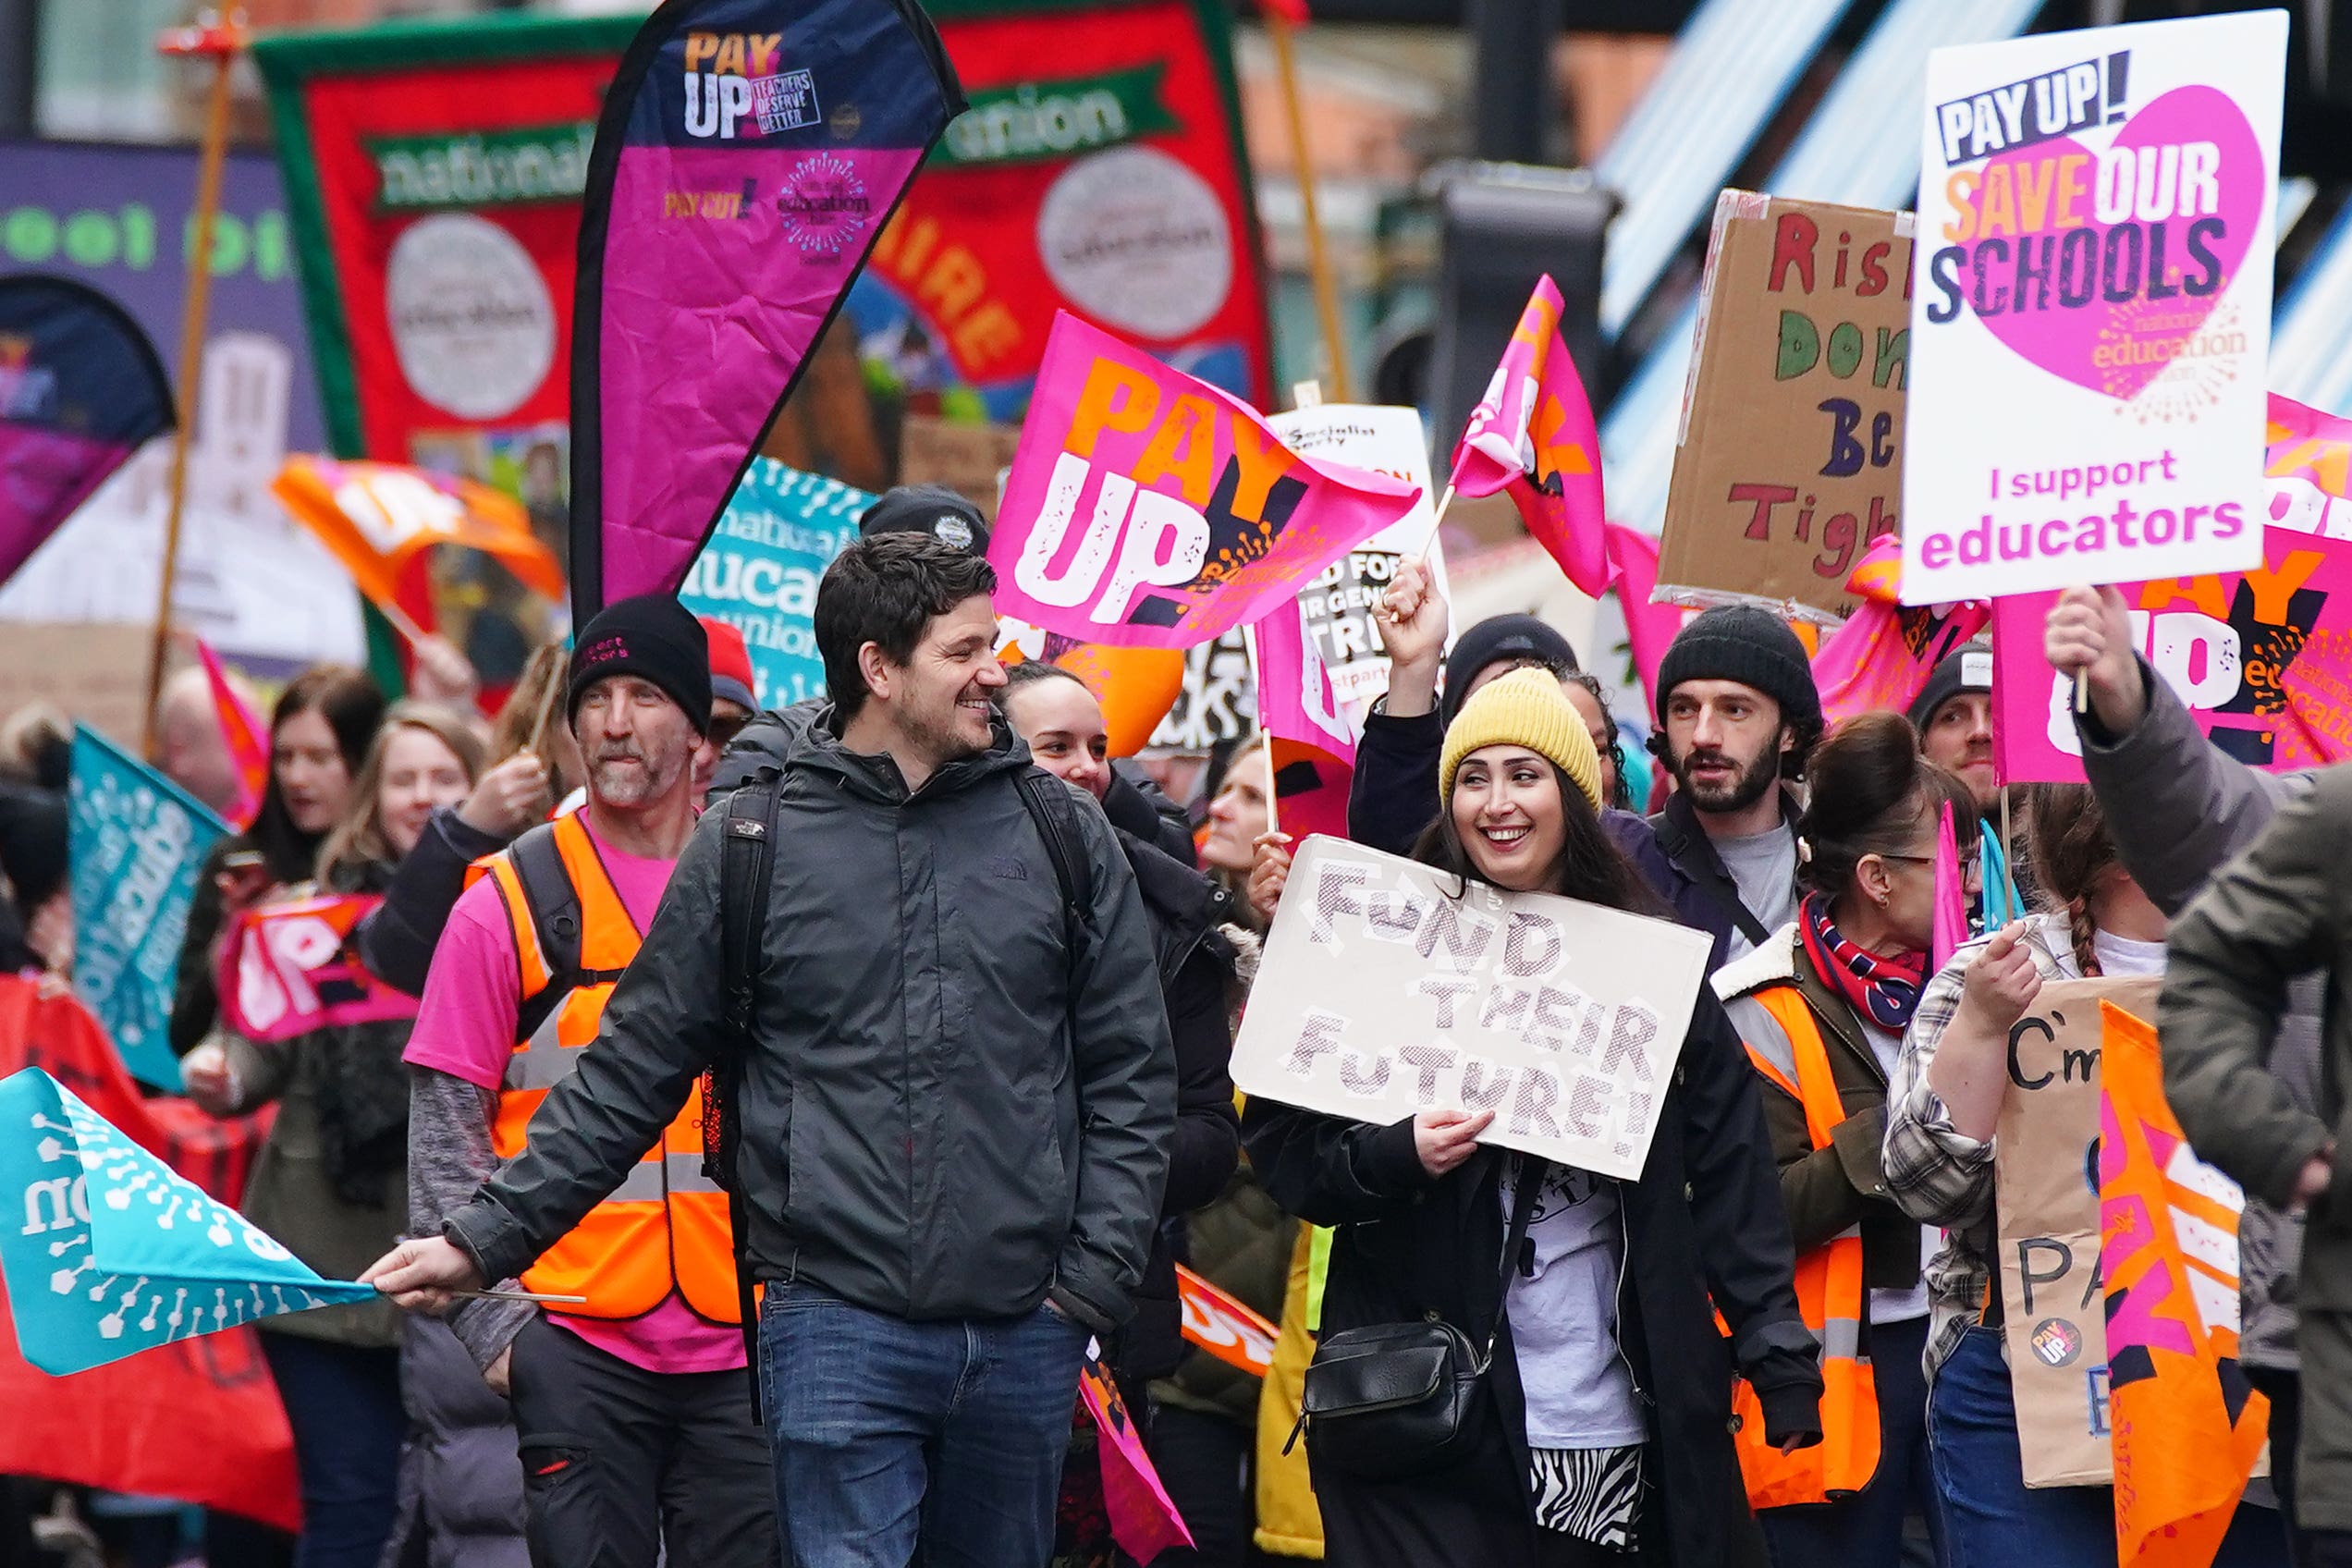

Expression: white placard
xmin=1901 ymin=13 xmax=2285 ymax=605
xmin=1231 ymin=838 xmax=1712 ymax=1181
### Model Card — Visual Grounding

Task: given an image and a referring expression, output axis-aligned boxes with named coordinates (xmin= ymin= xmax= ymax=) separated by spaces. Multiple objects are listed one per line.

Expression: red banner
xmin=0 ymin=976 xmax=297 ymax=1529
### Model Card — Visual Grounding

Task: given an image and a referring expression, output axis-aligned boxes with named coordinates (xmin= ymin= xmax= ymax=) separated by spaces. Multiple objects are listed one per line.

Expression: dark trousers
xmin=2248 ymin=1367 xmax=2306 ymax=1568
xmin=506 ymin=1315 xmax=777 ymax=1568
xmin=1761 ymin=1315 xmax=1946 ymax=1568
xmin=1149 ymin=1405 xmax=1254 ymax=1568
xmin=758 ymin=1280 xmax=1090 ymax=1568
xmin=261 ymin=1332 xmax=405 ymax=1568
xmin=1928 ymin=1325 xmax=2286 ymax=1566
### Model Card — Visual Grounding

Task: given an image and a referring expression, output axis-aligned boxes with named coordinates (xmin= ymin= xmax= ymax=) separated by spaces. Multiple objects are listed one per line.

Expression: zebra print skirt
xmin=1528 ymin=1444 xmax=1646 ymax=1549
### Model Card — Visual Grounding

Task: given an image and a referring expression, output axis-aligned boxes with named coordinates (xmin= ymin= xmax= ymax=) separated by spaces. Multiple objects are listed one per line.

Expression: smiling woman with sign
xmin=1243 ymin=668 xmax=1821 ymax=1568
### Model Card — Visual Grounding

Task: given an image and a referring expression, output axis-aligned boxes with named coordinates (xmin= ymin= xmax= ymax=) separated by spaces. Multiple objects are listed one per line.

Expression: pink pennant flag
xmin=1450 ymin=277 xmax=1613 ymax=597
xmin=196 ymin=641 xmax=269 ymax=832
xmin=1930 ymin=802 xmax=1969 ymax=974
xmin=991 ymin=313 xmax=1418 ymax=649
xmin=1080 ymin=1346 xmax=1194 ymax=1562
xmin=1812 ymin=538 xmax=1990 ymax=729
xmin=1605 ymin=524 xmax=1684 ymax=713
xmin=1249 ymin=598 xmax=1357 ymax=844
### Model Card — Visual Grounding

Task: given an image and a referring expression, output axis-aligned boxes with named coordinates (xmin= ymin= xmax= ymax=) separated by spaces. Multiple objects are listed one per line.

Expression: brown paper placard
xmin=1991 ymin=976 xmax=2159 ymax=1488
xmin=0 ymin=622 xmax=157 ymax=751
xmin=897 ymin=414 xmax=1023 ymax=521
xmin=1659 ymin=191 xmax=1914 ymax=620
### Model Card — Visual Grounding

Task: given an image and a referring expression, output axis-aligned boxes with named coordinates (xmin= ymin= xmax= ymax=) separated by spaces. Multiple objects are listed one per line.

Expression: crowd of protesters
xmin=0 ymin=483 xmax=2342 ymax=1568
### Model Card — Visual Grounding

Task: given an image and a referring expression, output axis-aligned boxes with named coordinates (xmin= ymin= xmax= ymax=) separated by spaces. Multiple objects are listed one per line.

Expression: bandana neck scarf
xmin=1799 ymin=891 xmax=1928 ymax=1033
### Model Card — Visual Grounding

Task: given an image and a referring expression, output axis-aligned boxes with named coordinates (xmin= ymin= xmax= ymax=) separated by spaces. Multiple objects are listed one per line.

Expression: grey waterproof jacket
xmin=446 ymin=714 xmax=1177 ymax=1334
xmin=2076 ymin=655 xmax=2321 ymax=1373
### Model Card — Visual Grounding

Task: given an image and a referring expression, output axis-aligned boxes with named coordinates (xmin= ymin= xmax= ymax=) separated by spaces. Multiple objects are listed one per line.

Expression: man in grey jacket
xmin=369 ymin=534 xmax=1178 ymax=1568
xmin=2048 ymin=582 xmax=2326 ymax=1558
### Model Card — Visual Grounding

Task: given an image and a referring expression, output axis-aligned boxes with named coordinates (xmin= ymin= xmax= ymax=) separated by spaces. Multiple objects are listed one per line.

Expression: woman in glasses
xmin=1711 ymin=710 xmax=1979 ymax=1567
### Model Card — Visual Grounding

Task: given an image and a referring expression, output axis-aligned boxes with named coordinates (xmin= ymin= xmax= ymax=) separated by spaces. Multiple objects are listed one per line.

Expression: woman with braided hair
xmin=1882 ymin=784 xmax=2285 ymax=1561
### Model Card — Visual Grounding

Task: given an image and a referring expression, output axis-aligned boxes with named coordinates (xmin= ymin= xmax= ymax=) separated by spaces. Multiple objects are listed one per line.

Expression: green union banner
xmin=365 ymin=123 xmax=599 ymax=212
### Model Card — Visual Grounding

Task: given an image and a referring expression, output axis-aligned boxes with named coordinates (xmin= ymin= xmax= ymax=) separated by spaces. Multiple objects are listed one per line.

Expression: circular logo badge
xmin=1036 ymin=145 xmax=1232 ymax=340
xmin=2030 ymin=1317 xmax=2083 ymax=1368
xmin=777 ymin=153 xmax=874 ymax=260
xmin=384 ymin=214 xmax=556 ymax=420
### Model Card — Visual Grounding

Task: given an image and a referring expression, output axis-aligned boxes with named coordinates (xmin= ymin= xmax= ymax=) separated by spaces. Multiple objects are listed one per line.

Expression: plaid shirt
xmin=1884 ymin=913 xmax=2084 ymax=1377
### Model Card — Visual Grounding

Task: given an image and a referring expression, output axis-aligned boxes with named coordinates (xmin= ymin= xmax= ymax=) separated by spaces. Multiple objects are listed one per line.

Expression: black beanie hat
xmin=1439 ymin=614 xmax=1580 ymax=725
xmin=859 ymin=484 xmax=991 ymax=556
xmin=1906 ymin=643 xmax=1994 ymax=731
xmin=1655 ymin=604 xmax=1822 ymax=738
xmin=569 ymin=594 xmax=713 ymax=736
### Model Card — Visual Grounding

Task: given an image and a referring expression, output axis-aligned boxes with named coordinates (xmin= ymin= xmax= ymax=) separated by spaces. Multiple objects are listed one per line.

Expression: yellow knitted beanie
xmin=1438 ymin=666 xmax=1604 ymax=811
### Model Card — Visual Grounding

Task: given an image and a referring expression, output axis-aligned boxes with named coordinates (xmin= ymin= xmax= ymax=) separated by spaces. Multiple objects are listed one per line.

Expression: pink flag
xmin=1606 ymin=524 xmax=1684 ymax=713
xmin=1080 ymin=1346 xmax=1194 ymax=1562
xmin=1450 ymin=277 xmax=1612 ymax=597
xmin=1929 ymin=802 xmax=1969 ymax=973
xmin=1249 ymin=598 xmax=1357 ymax=844
xmin=216 ymin=894 xmax=422 ymax=1044
xmin=196 ymin=641 xmax=269 ymax=831
xmin=1812 ymin=539 xmax=1990 ymax=729
xmin=992 ymin=313 xmax=1418 ymax=648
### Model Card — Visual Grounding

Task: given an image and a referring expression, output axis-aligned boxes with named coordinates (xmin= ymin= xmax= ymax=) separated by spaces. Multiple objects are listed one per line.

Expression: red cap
xmin=698 ymin=616 xmax=758 ymax=711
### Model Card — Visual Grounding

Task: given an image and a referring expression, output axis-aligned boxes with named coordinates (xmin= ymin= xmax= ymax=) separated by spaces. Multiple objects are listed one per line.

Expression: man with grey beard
xmin=387 ymin=594 xmax=776 ymax=1568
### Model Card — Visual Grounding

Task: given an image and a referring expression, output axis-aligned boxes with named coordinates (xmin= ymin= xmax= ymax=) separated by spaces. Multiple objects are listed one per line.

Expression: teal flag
xmin=676 ymin=459 xmax=870 ymax=710
xmin=0 ymin=1068 xmax=374 ymax=1374
xmin=68 ymin=727 xmax=228 ymax=1087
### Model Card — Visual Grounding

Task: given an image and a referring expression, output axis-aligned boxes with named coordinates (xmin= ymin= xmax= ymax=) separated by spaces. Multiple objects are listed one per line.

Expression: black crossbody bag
xmin=1289 ymin=1158 xmax=1543 ymax=1482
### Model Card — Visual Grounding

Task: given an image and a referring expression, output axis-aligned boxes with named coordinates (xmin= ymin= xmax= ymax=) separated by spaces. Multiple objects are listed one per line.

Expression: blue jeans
xmin=1928 ymin=1325 xmax=2286 ymax=1566
xmin=758 ymin=1280 xmax=1091 ymax=1568
xmin=1762 ymin=1315 xmax=1946 ymax=1568
xmin=259 ymin=1332 xmax=403 ymax=1568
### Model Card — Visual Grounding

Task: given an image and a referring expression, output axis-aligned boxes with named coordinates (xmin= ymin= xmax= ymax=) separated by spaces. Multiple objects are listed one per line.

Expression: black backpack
xmin=699 ymin=765 xmax=1097 ymax=1409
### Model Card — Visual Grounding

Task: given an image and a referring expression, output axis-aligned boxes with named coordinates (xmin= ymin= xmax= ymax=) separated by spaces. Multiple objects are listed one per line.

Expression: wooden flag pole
xmin=141 ymin=11 xmax=246 ymax=761
xmin=1265 ymin=7 xmax=1351 ymax=399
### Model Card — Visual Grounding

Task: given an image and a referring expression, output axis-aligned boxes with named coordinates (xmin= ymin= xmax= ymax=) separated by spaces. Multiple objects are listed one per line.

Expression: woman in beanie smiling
xmin=1245 ymin=668 xmax=1820 ymax=1568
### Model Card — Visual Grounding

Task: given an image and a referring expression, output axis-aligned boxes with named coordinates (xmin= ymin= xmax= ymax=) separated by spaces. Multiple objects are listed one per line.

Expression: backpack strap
xmin=709 ymin=768 xmax=782 ymax=1422
xmin=1015 ymin=768 xmax=1097 ymax=978
xmin=507 ymin=823 xmax=594 ymax=1047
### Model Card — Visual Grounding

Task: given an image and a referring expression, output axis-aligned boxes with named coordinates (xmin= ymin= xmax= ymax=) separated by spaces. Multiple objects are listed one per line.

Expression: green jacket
xmin=2159 ymin=766 xmax=2349 ymax=1312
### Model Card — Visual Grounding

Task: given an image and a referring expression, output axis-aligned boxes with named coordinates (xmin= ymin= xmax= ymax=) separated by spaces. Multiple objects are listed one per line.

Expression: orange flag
xmin=271 ymin=456 xmax=562 ymax=616
xmin=2097 ymin=1001 xmax=2268 ymax=1568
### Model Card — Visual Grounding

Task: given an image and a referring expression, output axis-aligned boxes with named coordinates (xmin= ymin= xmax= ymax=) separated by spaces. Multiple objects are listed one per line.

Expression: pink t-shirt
xmin=405 ymin=815 xmax=742 ymax=1375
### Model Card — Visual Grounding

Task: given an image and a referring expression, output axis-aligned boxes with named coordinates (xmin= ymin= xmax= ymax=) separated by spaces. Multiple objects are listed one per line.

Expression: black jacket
xmin=1625 ymin=789 xmax=1806 ymax=974
xmin=353 ymin=808 xmax=511 ymax=998
xmin=447 ymin=715 xmax=1179 ymax=1334
xmin=1243 ymin=995 xmax=1819 ymax=1568
xmin=1105 ymin=794 xmax=1243 ymax=1382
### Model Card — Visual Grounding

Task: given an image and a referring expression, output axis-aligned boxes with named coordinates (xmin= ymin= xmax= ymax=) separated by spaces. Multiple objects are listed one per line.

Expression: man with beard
xmin=1906 ymin=643 xmax=2024 ymax=925
xmin=1633 ymin=605 xmax=1824 ymax=971
xmin=390 ymin=594 xmax=778 ymax=1568
xmin=368 ymin=535 xmax=1175 ymax=1568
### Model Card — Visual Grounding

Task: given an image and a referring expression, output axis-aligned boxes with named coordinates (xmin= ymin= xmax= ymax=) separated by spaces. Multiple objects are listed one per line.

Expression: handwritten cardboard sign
xmin=1994 ymin=976 xmax=2157 ymax=1487
xmin=1231 ymin=838 xmax=1711 ymax=1180
xmin=1903 ymin=14 xmax=2285 ymax=604
xmin=1661 ymin=192 xmax=1915 ymax=620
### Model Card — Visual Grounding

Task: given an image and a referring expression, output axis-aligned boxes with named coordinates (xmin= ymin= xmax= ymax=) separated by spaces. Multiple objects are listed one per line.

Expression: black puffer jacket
xmin=447 ymin=714 xmax=1178 ymax=1333
xmin=1103 ymin=773 xmax=1243 ymax=1381
xmin=1243 ymin=994 xmax=1819 ymax=1568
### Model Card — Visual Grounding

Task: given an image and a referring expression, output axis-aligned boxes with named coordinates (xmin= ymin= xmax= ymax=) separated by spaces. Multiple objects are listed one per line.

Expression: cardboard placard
xmin=1231 ymin=838 xmax=1710 ymax=1180
xmin=1903 ymin=14 xmax=2285 ymax=604
xmin=1994 ymin=975 xmax=2159 ymax=1487
xmin=1660 ymin=193 xmax=1915 ymax=621
xmin=898 ymin=414 xmax=1024 ymax=521
xmin=0 ymin=622 xmax=153 ymax=749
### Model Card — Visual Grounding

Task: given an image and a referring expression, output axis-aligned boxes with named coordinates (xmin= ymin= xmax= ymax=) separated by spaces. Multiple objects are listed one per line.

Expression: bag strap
xmin=1014 ymin=768 xmax=1097 ymax=979
xmin=1483 ymin=1158 xmax=1546 ymax=1364
xmin=1649 ymin=808 xmax=1771 ymax=948
xmin=711 ymin=770 xmax=782 ymax=1422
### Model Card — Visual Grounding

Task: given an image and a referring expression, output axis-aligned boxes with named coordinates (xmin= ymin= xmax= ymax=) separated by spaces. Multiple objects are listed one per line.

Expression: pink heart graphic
xmin=1969 ymin=85 xmax=2260 ymax=402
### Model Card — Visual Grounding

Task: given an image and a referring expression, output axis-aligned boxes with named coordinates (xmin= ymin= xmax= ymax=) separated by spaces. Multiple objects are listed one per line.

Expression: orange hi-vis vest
xmin=477 ymin=813 xmax=738 ymax=1325
xmin=1730 ymin=984 xmax=1880 ymax=1508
